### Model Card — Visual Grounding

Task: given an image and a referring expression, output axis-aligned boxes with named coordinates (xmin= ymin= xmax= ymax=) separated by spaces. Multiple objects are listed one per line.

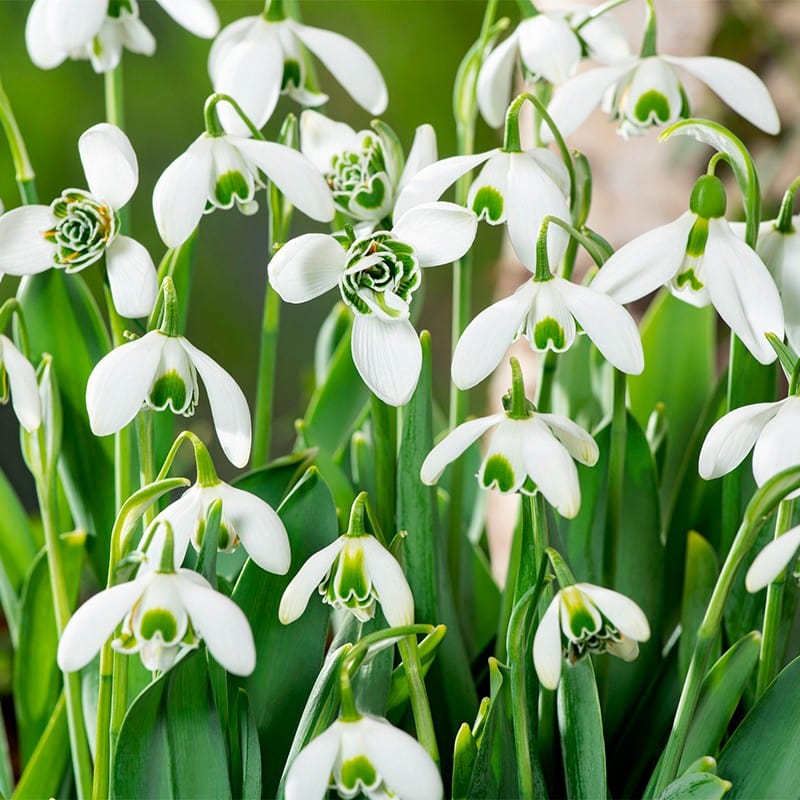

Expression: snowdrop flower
xmin=0 ymin=335 xmax=42 ymax=432
xmin=153 ymin=112 xmax=335 ymax=248
xmin=26 ymin=0 xmax=219 ymax=72
xmin=86 ymin=278 xmax=251 ymax=467
xmin=699 ymin=395 xmax=800 ymax=499
xmin=0 ymin=123 xmax=157 ymax=318
xmin=452 ymin=219 xmax=644 ymax=389
xmin=57 ymin=528 xmax=255 ymax=675
xmin=478 ymin=4 xmax=630 ymax=128
xmin=280 ymin=492 xmax=413 ymax=626
xmin=209 ymin=6 xmax=387 ymax=136
xmin=533 ymin=581 xmax=650 ymax=689
xmin=300 ymin=110 xmax=436 ymax=225
xmin=746 ymin=525 xmax=800 ymax=593
xmin=590 ymin=174 xmax=784 ymax=365
xmin=421 ymin=359 xmax=598 ymax=518
xmin=268 ymin=202 xmax=477 ymax=406
xmin=285 ymin=713 xmax=443 ymax=800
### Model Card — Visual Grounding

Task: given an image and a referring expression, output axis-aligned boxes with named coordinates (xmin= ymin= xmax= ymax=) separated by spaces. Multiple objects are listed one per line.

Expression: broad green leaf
xmin=235 ymin=690 xmax=261 ymax=800
xmin=654 ymin=772 xmax=731 ymax=800
xmin=551 ymin=334 xmax=608 ymax=432
xmin=233 ymin=449 xmax=318 ymax=509
xmin=295 ymin=420 xmax=355 ymax=517
xmin=113 ymin=650 xmax=231 ymax=799
xmin=313 ymin=302 xmax=351 ymax=386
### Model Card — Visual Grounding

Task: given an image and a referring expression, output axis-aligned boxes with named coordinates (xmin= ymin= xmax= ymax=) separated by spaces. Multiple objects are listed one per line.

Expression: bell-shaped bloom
xmin=0 ymin=123 xmax=157 ymax=318
xmin=545 ymin=53 xmax=780 ymax=140
xmin=279 ymin=531 xmax=413 ymax=627
xmin=57 ymin=567 xmax=255 ymax=675
xmin=394 ymin=146 xmax=569 ymax=266
xmin=746 ymin=525 xmax=800 ymax=593
xmin=26 ymin=0 xmax=218 ymax=71
xmin=590 ymin=176 xmax=784 ymax=365
xmin=421 ymin=409 xmax=598 ymax=519
xmin=477 ymin=6 xmax=630 ymax=128
xmin=699 ymin=395 xmax=800 ymax=498
xmin=209 ymin=14 xmax=387 ymax=136
xmin=533 ymin=582 xmax=650 ymax=689
xmin=300 ymin=110 xmax=436 ymax=225
xmin=86 ymin=329 xmax=251 ymax=468
xmin=268 ymin=202 xmax=477 ymax=405
xmin=285 ymin=713 xmax=443 ymax=800
xmin=0 ymin=335 xmax=42 ymax=432
xmin=153 ymin=129 xmax=335 ymax=248
xmin=452 ymin=270 xmax=644 ymax=389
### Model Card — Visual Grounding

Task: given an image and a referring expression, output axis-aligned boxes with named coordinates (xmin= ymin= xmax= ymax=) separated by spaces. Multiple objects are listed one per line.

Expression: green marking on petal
xmin=282 ymin=59 xmax=302 ymax=90
xmin=676 ymin=268 xmax=704 ymax=291
xmin=633 ymin=90 xmax=671 ymax=124
xmin=138 ymin=608 xmax=178 ymax=643
xmin=685 ymin=217 xmax=710 ymax=258
xmin=149 ymin=371 xmax=188 ymax=413
xmin=568 ymin=606 xmax=600 ymax=639
xmin=215 ymin=170 xmax=250 ymax=207
xmin=472 ymin=186 xmax=504 ymax=223
xmin=333 ymin=546 xmax=372 ymax=604
xmin=533 ymin=317 xmax=566 ymax=350
xmin=338 ymin=755 xmax=379 ymax=793
xmin=481 ymin=454 xmax=516 ymax=492
xmin=353 ymin=176 xmax=386 ymax=210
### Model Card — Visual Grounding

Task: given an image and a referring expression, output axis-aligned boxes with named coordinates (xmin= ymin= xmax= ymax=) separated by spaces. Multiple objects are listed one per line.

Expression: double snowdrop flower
xmin=268 ymin=202 xmax=477 ymax=406
xmin=86 ymin=279 xmax=251 ymax=468
xmin=533 ymin=581 xmax=650 ymax=689
xmin=209 ymin=9 xmax=387 ymax=136
xmin=27 ymin=0 xmax=219 ymax=72
xmin=421 ymin=360 xmax=598 ymax=518
xmin=280 ymin=493 xmax=413 ymax=627
xmin=0 ymin=335 xmax=42 ymax=433
xmin=300 ymin=110 xmax=437 ymax=226
xmin=285 ymin=713 xmax=443 ymax=800
xmin=0 ymin=123 xmax=157 ymax=319
xmin=591 ymin=175 xmax=784 ymax=365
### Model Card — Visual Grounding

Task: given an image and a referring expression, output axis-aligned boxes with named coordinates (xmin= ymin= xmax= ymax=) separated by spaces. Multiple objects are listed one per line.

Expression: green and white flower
xmin=0 ymin=123 xmax=157 ymax=318
xmin=0 ymin=335 xmax=42 ymax=433
xmin=590 ymin=175 xmax=784 ymax=365
xmin=285 ymin=713 xmax=443 ymax=800
xmin=533 ymin=582 xmax=650 ymax=689
xmin=268 ymin=203 xmax=477 ymax=405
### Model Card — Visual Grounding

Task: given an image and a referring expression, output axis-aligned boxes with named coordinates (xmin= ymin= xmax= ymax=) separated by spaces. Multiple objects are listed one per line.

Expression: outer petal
xmin=698 ymin=400 xmax=783 ymax=480
xmin=451 ymin=282 xmax=536 ymax=390
xmin=477 ymin=32 xmax=519 ymax=129
xmin=362 ymin=716 xmax=444 ymax=800
xmin=775 ymin=231 xmax=800 ymax=353
xmin=174 ymin=572 xmax=255 ymax=675
xmin=156 ymin=0 xmax=219 ymax=38
xmin=479 ymin=419 xmax=528 ymax=494
xmin=532 ymin=594 xmax=563 ymax=690
xmin=590 ymin=212 xmax=695 ymax=304
xmin=279 ymin=539 xmax=346 ymax=624
xmin=359 ymin=537 xmax=414 ymax=626
xmin=290 ymin=22 xmax=388 ymax=115
xmin=231 ymin=137 xmax=335 ymax=222
xmin=120 ymin=15 xmax=156 ymax=55
xmin=420 ymin=413 xmax=505 ymax=484
xmin=26 ymin=0 xmax=67 ymax=69
xmin=86 ymin=331 xmax=164 ymax=436
xmin=518 ymin=14 xmax=581 ymax=85
xmin=0 ymin=336 xmax=42 ymax=432
xmin=537 ymin=412 xmax=598 ymax=466
xmin=577 ymin=11 xmax=631 ymax=64
xmin=746 ymin=526 xmax=800 ymax=593
xmin=351 ymin=316 xmax=422 ymax=407
xmin=299 ymin=110 xmax=359 ymax=173
xmin=664 ymin=55 xmax=780 ymax=135
xmin=208 ymin=17 xmax=254 ymax=84
xmin=149 ymin=486 xmax=205 ymax=567
xmin=705 ymin=219 xmax=784 ymax=365
xmin=105 ymin=235 xmax=158 ymax=318
xmin=0 ymin=205 xmax=57 ymax=276
xmin=285 ymin=725 xmax=341 ymax=800
xmin=555 ymin=276 xmax=644 ymax=374
xmin=578 ymin=583 xmax=651 ymax=641
xmin=391 ymin=202 xmax=477 ymax=267
xmin=752 ymin=397 xmax=800 ymax=496
xmin=268 ymin=234 xmax=345 ymax=303
xmin=467 ymin=152 xmax=511 ymax=225
xmin=398 ymin=124 xmax=438 ymax=192
xmin=47 ymin=0 xmax=107 ymax=52
xmin=153 ymin=136 xmax=214 ymax=247
xmin=57 ymin=577 xmax=146 ymax=671
xmin=179 ymin=338 xmax=251 ymax=468
xmin=79 ymin=123 xmax=138 ymax=210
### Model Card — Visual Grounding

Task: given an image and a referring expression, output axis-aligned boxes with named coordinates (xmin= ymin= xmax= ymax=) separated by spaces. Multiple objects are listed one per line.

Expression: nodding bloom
xmin=0 ymin=335 xmax=42 ymax=432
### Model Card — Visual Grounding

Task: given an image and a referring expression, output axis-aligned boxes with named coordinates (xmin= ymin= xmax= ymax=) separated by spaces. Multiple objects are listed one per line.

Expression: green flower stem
xmin=775 ymin=176 xmax=800 ymax=234
xmin=397 ymin=637 xmax=440 ymax=764
xmin=573 ymin=0 xmax=631 ymax=30
xmin=370 ymin=394 xmax=397 ymax=539
xmin=603 ymin=369 xmax=627 ymax=589
xmin=93 ymin=643 xmax=114 ymax=800
xmin=135 ymin=411 xmax=157 ymax=523
xmin=0 ymin=76 xmax=38 ymax=205
xmin=756 ymin=498 xmax=794 ymax=697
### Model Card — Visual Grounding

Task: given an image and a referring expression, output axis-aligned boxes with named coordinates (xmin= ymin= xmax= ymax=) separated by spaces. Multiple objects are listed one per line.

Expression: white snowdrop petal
xmin=208 ymin=16 xmax=254 ymax=84
xmin=391 ymin=202 xmax=477 ymax=267
xmin=477 ymin=33 xmax=519 ymax=129
xmin=398 ymin=124 xmax=438 ymax=192
xmin=299 ymin=110 xmax=360 ymax=173
xmin=156 ymin=0 xmax=219 ymax=38
xmin=752 ymin=398 xmax=800 ymax=495
xmin=746 ymin=526 xmax=800 ymax=593
xmin=577 ymin=583 xmax=650 ymax=641
xmin=105 ymin=235 xmax=158 ymax=319
xmin=537 ymin=412 xmax=598 ymax=466
xmin=532 ymin=594 xmax=563 ymax=690
xmin=279 ymin=539 xmax=346 ymax=624
xmin=0 ymin=336 xmax=42 ymax=432
xmin=79 ymin=123 xmax=139 ymax=210
xmin=26 ymin=0 xmax=67 ymax=69
xmin=359 ymin=537 xmax=413 ymax=627
xmin=47 ymin=0 xmax=107 ymax=52
xmin=0 ymin=205 xmax=56 ymax=276
xmin=268 ymin=234 xmax=345 ymax=303
xmin=285 ymin=725 xmax=341 ymax=800
xmin=518 ymin=14 xmax=581 ymax=85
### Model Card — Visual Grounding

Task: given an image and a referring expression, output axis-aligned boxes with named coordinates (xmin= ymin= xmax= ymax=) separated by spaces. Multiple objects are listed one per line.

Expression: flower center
xmin=327 ymin=133 xmax=392 ymax=220
xmin=339 ymin=233 xmax=421 ymax=320
xmin=44 ymin=189 xmax=119 ymax=272
xmin=319 ymin=539 xmax=377 ymax=622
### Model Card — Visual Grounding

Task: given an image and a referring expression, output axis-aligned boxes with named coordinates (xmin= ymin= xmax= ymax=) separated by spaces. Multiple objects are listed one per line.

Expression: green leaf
xmin=234 ymin=690 xmax=261 ymax=800
xmin=233 ymin=449 xmax=318 ymax=509
xmin=765 ymin=332 xmax=796 ymax=380
xmin=452 ymin=723 xmax=478 ymax=800
xmin=232 ymin=467 xmax=337 ymax=797
xmin=654 ymin=772 xmax=731 ymax=800
xmin=386 ymin=626 xmax=447 ymax=712
xmin=113 ymin=650 xmax=231 ymax=799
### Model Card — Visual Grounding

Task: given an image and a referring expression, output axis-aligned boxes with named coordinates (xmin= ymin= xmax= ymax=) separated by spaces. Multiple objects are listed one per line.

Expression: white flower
xmin=699 ymin=395 xmax=800 ymax=498
xmin=300 ymin=110 xmax=437 ymax=225
xmin=268 ymin=202 xmax=477 ymax=405
xmin=746 ymin=524 xmax=800 ymax=593
xmin=86 ymin=329 xmax=252 ymax=468
xmin=394 ymin=146 xmax=570 ymax=267
xmin=0 ymin=123 xmax=157 ymax=319
xmin=590 ymin=175 xmax=784 ymax=365
xmin=533 ymin=582 xmax=650 ymax=689
xmin=421 ymin=409 xmax=598 ymax=519
xmin=285 ymin=714 xmax=443 ymax=800
xmin=26 ymin=0 xmax=219 ymax=72
xmin=209 ymin=13 xmax=387 ymax=136
xmin=57 ymin=566 xmax=255 ymax=675
xmin=477 ymin=5 xmax=630 ymax=127
xmin=0 ymin=335 xmax=42 ymax=432
xmin=545 ymin=53 xmax=780 ymax=140
xmin=152 ymin=129 xmax=335 ymax=248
